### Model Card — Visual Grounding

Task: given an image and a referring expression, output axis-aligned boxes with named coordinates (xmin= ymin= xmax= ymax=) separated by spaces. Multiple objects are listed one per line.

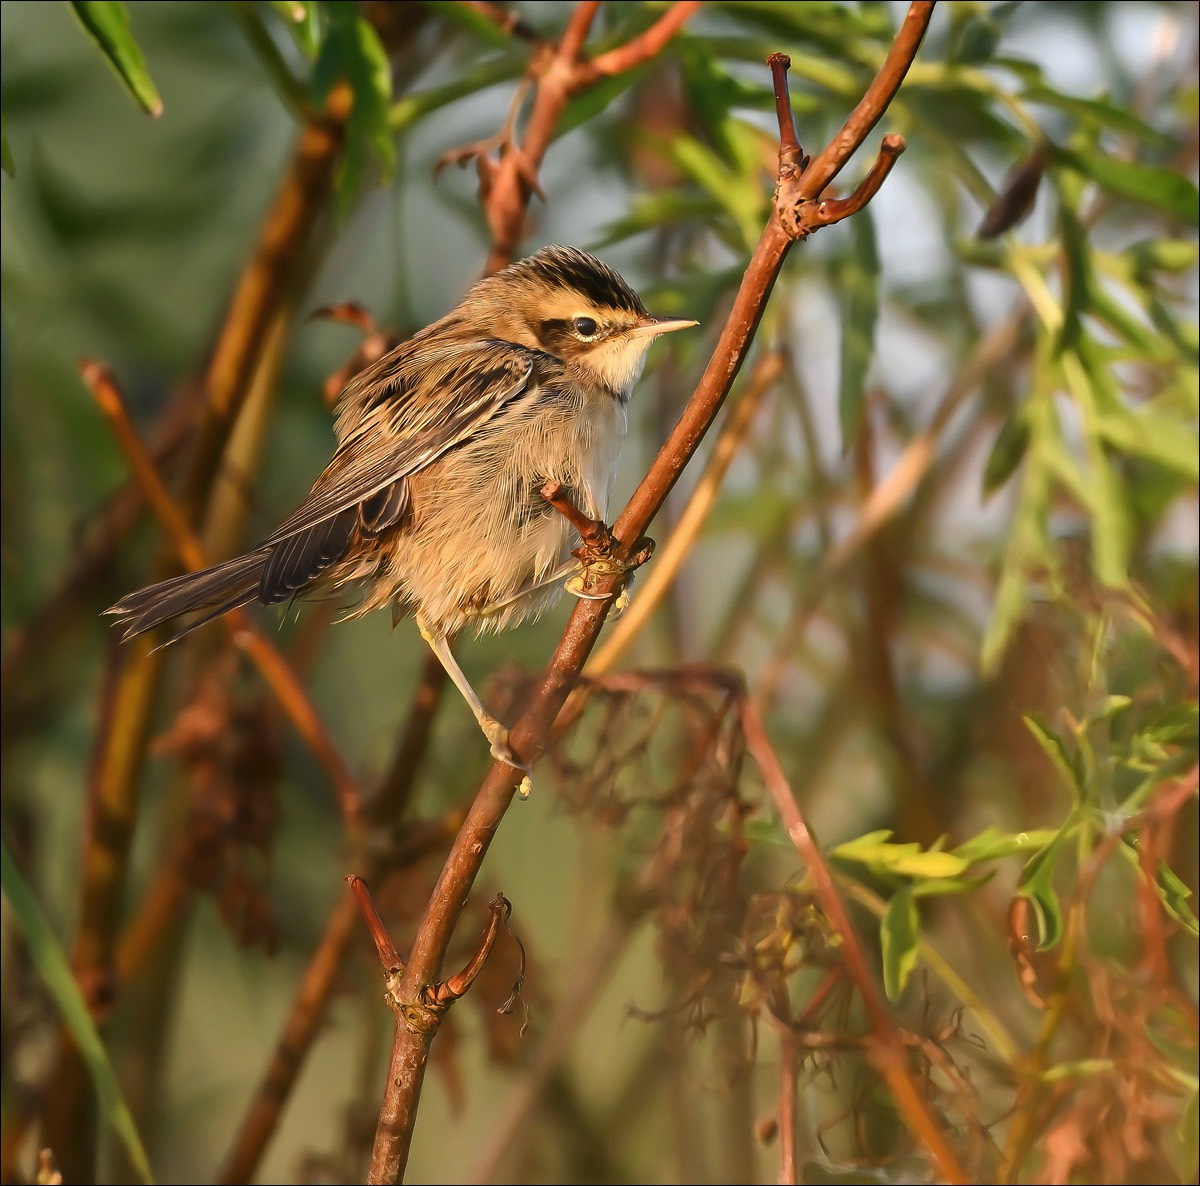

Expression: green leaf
xmin=981 ymin=391 xmax=1054 ymax=673
xmin=1057 ymin=147 xmax=1200 ymax=228
xmin=838 ymin=210 xmax=879 ymax=449
xmin=1061 ymin=350 xmax=1134 ymax=588
xmin=1156 ymin=860 xmax=1200 ymax=937
xmin=560 ymin=66 xmax=649 ymax=137
xmin=679 ymin=41 xmax=774 ymax=163
xmin=593 ymin=190 xmax=722 ymax=249
xmin=881 ymin=886 xmax=919 ymax=999
xmin=1 ymin=840 xmax=155 ymax=1183
xmin=951 ymin=826 xmax=1059 ymax=864
xmin=69 ymin=1 xmax=163 ymax=117
xmin=1 ymin=115 xmax=12 ymax=178
xmin=268 ymin=0 xmax=321 ymax=56
xmin=1023 ymin=85 xmax=1171 ymax=146
xmin=1129 ymin=238 xmax=1200 ymax=273
xmin=1024 ymin=715 xmax=1083 ymax=796
xmin=983 ymin=407 xmax=1031 ymax=495
xmin=389 ymin=57 xmax=524 ymax=134
xmin=1017 ymin=824 xmax=1070 ymax=949
xmin=952 ymin=14 xmax=1000 ymax=64
xmin=313 ymin=2 xmax=395 ymax=210
xmin=660 ymin=126 xmax=769 ymax=251
xmin=831 ymin=832 xmax=970 ymax=880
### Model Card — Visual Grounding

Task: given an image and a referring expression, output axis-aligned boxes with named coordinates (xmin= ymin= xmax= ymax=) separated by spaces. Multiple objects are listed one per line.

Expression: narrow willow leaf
xmin=268 ymin=0 xmax=321 ymax=56
xmin=389 ymin=58 xmax=524 ymax=134
xmin=952 ymin=826 xmax=1058 ymax=864
xmin=1024 ymin=714 xmax=1083 ymax=795
xmin=1017 ymin=827 xmax=1069 ymax=950
xmin=313 ymin=4 xmax=395 ymax=210
xmin=1058 ymin=147 xmax=1200 ymax=228
xmin=1 ymin=841 xmax=155 ymax=1183
xmin=70 ymin=1 xmax=163 ymax=117
xmin=1156 ymin=860 xmax=1200 ymax=937
xmin=1129 ymin=238 xmax=1200 ymax=273
xmin=1061 ymin=351 xmax=1133 ymax=588
xmin=560 ymin=66 xmax=648 ymax=137
xmin=983 ymin=407 xmax=1031 ymax=495
xmin=831 ymin=833 xmax=969 ymax=879
xmin=881 ymin=886 xmax=920 ymax=999
xmin=1023 ymin=85 xmax=1171 ymax=146
xmin=952 ymin=14 xmax=1001 ymax=64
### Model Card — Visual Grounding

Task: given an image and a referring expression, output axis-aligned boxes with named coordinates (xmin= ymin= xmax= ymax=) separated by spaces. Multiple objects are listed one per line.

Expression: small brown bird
xmin=106 ymin=245 xmax=696 ymax=769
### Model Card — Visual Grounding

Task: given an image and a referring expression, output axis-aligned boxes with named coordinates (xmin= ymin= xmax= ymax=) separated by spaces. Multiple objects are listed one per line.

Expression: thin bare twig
xmin=349 ymin=877 xmax=405 ymax=972
xmin=777 ymin=1024 xmax=799 ymax=1185
xmin=84 ymin=360 xmax=363 ymax=833
xmin=477 ymin=1 xmax=701 ymax=271
xmin=740 ymin=694 xmax=968 ymax=1184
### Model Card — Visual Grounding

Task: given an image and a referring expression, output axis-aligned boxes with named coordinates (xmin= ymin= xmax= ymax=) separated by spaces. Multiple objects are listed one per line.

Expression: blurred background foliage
xmin=1 ymin=1 xmax=1197 ymax=1183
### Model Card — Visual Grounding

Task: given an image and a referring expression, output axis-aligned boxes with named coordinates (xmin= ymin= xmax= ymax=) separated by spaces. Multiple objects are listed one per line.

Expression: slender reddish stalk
xmin=84 ymin=361 xmax=363 ymax=832
xmin=741 ymin=695 xmax=968 ymax=1184
xmin=480 ymin=1 xmax=702 ymax=271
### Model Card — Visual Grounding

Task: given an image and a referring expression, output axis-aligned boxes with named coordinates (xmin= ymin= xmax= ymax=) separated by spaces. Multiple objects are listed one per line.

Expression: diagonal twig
xmin=363 ymin=7 xmax=942 ymax=1183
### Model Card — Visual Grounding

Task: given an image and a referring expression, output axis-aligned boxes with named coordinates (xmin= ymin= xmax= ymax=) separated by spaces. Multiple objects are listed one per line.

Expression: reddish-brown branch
xmin=437 ymin=893 xmax=511 ymax=1001
xmin=740 ymin=695 xmax=967 ymax=1184
xmin=540 ymin=480 xmax=609 ymax=548
xmin=480 ymin=1 xmax=701 ymax=272
xmin=797 ymin=1 xmax=933 ymax=200
xmin=808 ymin=133 xmax=906 ymax=227
xmin=215 ymin=814 xmax=462 ymax=1186
xmin=181 ymin=82 xmax=351 ymax=510
xmin=777 ymin=1024 xmax=798 ymax=1185
xmin=84 ymin=360 xmax=363 ymax=832
xmin=45 ymin=89 xmax=351 ymax=1180
xmin=768 ymin=53 xmax=805 ymax=170
xmin=365 ymin=7 xmax=937 ymax=1182
xmin=348 ymin=876 xmax=405 ymax=971
xmin=582 ymin=1 xmax=703 ymax=82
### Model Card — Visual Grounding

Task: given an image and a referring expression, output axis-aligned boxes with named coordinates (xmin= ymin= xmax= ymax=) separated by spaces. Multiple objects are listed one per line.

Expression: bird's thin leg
xmin=417 ymin=618 xmax=533 ymax=793
xmin=463 ymin=561 xmax=580 ymax=619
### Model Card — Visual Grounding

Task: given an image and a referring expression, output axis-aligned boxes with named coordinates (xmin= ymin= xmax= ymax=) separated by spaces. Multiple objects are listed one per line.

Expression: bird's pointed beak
xmin=626 ymin=315 xmax=699 ymax=339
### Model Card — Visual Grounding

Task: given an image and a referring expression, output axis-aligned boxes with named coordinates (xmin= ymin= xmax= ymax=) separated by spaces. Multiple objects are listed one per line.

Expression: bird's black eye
xmin=572 ymin=317 xmax=598 ymax=338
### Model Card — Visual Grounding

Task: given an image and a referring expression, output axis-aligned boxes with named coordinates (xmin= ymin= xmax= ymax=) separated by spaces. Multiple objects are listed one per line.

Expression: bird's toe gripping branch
xmin=540 ymin=481 xmax=654 ymax=611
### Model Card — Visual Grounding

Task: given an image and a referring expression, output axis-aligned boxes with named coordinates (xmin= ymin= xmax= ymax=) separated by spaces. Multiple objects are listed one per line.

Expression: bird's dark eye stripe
xmin=540 ymin=317 xmax=597 ymax=340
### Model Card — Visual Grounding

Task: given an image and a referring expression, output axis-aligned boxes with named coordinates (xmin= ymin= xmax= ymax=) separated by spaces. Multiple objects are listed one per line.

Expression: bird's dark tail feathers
xmin=104 ymin=551 xmax=270 ymax=645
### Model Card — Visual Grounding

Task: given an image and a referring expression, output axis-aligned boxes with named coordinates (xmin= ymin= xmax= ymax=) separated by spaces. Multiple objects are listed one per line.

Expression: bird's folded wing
xmin=263 ymin=340 xmax=536 ymax=547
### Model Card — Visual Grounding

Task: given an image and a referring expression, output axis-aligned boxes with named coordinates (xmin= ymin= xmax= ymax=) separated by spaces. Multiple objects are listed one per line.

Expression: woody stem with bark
xmin=364 ymin=7 xmax=937 ymax=1182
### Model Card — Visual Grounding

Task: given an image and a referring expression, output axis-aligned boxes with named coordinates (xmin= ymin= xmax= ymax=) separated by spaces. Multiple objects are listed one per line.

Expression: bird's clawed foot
xmin=564 ymin=525 xmax=655 ymax=612
xmin=482 ymin=719 xmax=534 ymax=799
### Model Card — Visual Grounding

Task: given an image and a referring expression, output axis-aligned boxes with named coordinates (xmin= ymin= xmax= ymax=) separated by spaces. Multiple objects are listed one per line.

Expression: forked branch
xmin=364 ymin=4 xmax=941 ymax=1183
